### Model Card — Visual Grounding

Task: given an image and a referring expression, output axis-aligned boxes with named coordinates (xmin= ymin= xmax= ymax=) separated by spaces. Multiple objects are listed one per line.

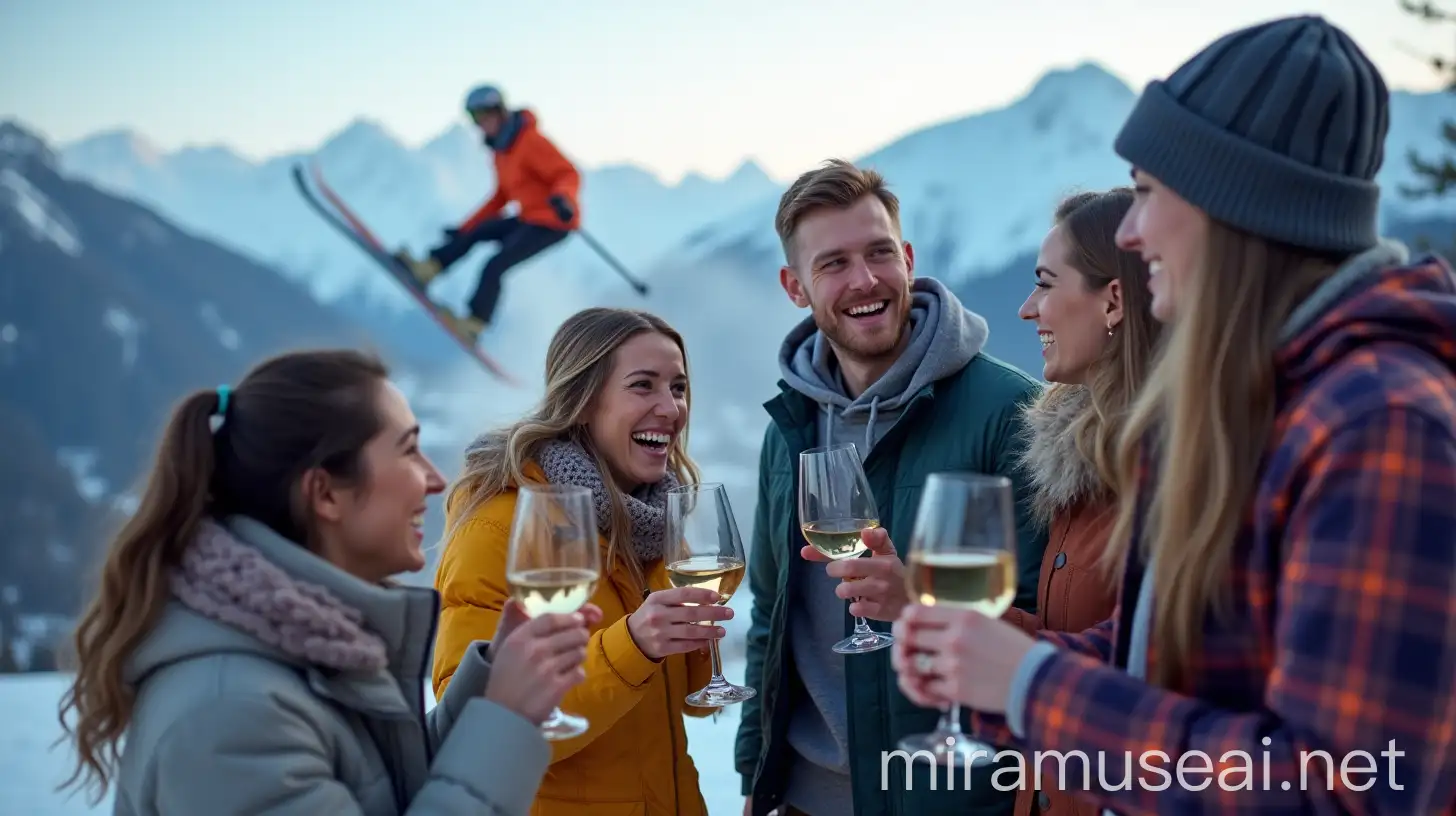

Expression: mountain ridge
xmin=51 ymin=111 xmax=784 ymax=332
xmin=668 ymin=65 xmax=1456 ymax=286
xmin=58 ymin=118 xmax=784 ymax=191
xmin=51 ymin=58 xmax=1455 ymax=313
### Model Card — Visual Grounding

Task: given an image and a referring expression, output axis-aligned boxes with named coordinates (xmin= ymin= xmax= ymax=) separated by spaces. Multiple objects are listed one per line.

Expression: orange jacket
xmin=1002 ymin=498 xmax=1118 ymax=816
xmin=432 ymin=461 xmax=717 ymax=815
xmin=459 ymin=109 xmax=581 ymax=233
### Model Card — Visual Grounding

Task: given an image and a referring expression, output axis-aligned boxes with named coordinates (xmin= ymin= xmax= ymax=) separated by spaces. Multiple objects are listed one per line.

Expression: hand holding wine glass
xmin=626 ymin=586 xmax=731 ymax=661
xmin=890 ymin=600 xmax=1037 ymax=715
xmin=483 ymin=598 xmax=600 ymax=725
xmin=798 ymin=443 xmax=894 ymax=654
xmin=894 ymin=471 xmax=1019 ymax=766
xmin=665 ymin=482 xmax=756 ymax=706
xmin=799 ymin=524 xmax=911 ymax=623
xmin=504 ymin=482 xmax=601 ymax=740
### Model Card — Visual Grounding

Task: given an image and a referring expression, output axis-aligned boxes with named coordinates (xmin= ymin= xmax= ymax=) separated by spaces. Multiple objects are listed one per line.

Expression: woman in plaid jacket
xmin=892 ymin=14 xmax=1456 ymax=815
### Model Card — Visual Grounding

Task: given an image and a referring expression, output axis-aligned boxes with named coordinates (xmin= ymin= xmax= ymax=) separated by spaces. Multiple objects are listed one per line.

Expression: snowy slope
xmin=56 ymin=118 xmax=779 ymax=314
xmin=677 ymin=62 xmax=1456 ymax=283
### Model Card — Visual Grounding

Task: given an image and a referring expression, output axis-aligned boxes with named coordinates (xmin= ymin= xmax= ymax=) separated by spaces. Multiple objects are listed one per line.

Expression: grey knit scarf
xmin=535 ymin=438 xmax=678 ymax=563
xmin=169 ymin=520 xmax=389 ymax=673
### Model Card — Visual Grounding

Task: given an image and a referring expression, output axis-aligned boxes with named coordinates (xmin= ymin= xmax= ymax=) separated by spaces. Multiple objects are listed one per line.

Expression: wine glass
xmin=897 ymin=471 xmax=1019 ymax=766
xmin=798 ymin=443 xmax=894 ymax=655
xmin=504 ymin=482 xmax=601 ymax=740
xmin=665 ymin=482 xmax=756 ymax=706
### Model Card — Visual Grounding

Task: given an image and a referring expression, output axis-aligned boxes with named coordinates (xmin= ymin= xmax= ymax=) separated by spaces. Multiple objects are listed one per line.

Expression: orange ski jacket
xmin=459 ymin=109 xmax=582 ymax=233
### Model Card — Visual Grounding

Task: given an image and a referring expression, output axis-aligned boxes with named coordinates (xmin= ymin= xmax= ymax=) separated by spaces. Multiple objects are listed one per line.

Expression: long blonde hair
xmin=1102 ymin=221 xmax=1345 ymax=689
xmin=444 ymin=308 xmax=701 ymax=590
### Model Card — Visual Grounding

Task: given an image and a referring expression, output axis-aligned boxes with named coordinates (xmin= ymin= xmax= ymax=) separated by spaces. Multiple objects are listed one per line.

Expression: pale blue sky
xmin=1 ymin=0 xmax=1448 ymax=182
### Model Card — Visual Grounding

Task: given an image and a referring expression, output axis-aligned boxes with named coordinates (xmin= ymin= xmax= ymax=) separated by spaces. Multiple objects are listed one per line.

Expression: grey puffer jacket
xmin=112 ymin=514 xmax=550 ymax=815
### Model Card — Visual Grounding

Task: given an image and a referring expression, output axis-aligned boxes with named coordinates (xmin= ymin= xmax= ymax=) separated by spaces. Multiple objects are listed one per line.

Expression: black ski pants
xmin=430 ymin=216 xmax=569 ymax=323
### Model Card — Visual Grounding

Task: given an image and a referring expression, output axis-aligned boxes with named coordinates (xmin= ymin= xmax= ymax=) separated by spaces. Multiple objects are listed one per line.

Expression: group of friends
xmin=55 ymin=12 xmax=1456 ymax=816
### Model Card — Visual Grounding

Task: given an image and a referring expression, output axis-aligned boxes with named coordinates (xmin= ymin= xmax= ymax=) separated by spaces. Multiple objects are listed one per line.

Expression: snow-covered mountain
xmin=26 ymin=63 xmax=1456 ymax=570
xmin=52 ymin=61 xmax=1453 ymax=477
xmin=676 ymin=62 xmax=1456 ymax=284
xmin=0 ymin=118 xmax=467 ymax=626
xmin=57 ymin=117 xmax=780 ymax=316
xmin=579 ymin=62 xmax=1456 ymax=494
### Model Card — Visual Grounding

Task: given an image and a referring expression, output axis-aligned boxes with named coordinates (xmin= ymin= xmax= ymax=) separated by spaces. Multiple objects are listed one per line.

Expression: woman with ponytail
xmin=892 ymin=15 xmax=1456 ymax=815
xmin=58 ymin=348 xmax=597 ymax=815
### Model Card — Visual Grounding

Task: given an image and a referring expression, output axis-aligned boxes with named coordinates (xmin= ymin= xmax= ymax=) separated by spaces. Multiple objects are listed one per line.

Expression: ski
xmin=290 ymin=161 xmax=521 ymax=387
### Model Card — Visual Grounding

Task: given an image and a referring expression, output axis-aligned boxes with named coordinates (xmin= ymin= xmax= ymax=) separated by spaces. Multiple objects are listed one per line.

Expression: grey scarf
xmin=535 ymin=438 xmax=678 ymax=563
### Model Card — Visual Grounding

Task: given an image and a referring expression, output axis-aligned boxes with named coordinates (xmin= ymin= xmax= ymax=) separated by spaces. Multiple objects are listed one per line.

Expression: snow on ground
xmin=3 ymin=631 xmax=753 ymax=814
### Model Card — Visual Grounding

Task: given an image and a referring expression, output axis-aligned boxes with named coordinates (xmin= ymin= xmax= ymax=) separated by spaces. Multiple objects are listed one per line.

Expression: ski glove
xmin=548 ymin=195 xmax=575 ymax=225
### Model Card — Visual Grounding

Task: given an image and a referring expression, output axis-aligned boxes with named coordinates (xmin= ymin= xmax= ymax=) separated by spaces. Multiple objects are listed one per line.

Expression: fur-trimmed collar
xmin=1014 ymin=384 xmax=1109 ymax=527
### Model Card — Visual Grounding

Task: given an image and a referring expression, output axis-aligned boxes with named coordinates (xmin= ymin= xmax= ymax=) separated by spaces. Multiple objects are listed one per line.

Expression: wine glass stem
xmin=854 ymin=612 xmax=872 ymax=634
xmin=941 ymin=702 xmax=963 ymax=736
xmin=708 ymin=636 xmax=725 ymax=682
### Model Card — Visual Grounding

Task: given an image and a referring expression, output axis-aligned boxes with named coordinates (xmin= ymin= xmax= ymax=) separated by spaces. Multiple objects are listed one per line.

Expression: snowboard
xmin=291 ymin=161 xmax=521 ymax=387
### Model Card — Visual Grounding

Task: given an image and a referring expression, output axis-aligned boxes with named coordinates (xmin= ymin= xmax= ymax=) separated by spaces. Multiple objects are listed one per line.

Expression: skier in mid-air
xmin=395 ymin=84 xmax=580 ymax=343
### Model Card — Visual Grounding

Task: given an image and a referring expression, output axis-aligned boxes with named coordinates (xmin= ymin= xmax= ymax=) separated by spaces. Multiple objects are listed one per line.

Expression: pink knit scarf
xmin=169 ymin=520 xmax=389 ymax=673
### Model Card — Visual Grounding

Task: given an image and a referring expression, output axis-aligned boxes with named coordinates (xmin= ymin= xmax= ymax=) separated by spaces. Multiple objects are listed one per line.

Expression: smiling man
xmin=736 ymin=159 xmax=1048 ymax=816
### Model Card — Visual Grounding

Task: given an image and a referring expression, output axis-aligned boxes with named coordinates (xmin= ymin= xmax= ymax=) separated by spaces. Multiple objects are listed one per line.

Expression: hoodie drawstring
xmin=864 ymin=398 xmax=880 ymax=455
xmin=822 ymin=398 xmax=881 ymax=458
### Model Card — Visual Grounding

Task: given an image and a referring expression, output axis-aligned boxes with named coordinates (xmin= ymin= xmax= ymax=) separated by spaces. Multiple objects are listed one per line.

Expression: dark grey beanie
xmin=1113 ymin=14 xmax=1389 ymax=254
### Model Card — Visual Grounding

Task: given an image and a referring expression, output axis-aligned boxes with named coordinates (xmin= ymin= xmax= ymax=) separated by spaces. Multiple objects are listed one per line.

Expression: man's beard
xmin=814 ymin=288 xmax=913 ymax=363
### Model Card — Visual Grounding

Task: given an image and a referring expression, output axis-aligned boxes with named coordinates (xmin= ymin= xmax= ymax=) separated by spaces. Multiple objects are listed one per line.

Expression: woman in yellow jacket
xmin=432 ymin=306 xmax=733 ymax=815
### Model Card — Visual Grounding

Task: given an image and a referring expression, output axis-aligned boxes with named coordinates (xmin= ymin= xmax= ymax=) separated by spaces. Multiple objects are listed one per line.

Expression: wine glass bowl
xmin=898 ymin=471 xmax=1019 ymax=766
xmin=666 ymin=554 xmax=746 ymax=600
xmin=906 ymin=550 xmax=1016 ymax=615
xmin=665 ymin=482 xmax=756 ymax=707
xmin=511 ymin=566 xmax=600 ymax=617
xmin=800 ymin=517 xmax=881 ymax=560
xmin=505 ymin=482 xmax=600 ymax=740
xmin=798 ymin=443 xmax=895 ymax=655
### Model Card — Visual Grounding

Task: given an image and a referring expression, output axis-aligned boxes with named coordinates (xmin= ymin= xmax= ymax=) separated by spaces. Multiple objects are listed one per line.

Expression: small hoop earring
xmin=1106 ymin=322 xmax=1116 ymax=337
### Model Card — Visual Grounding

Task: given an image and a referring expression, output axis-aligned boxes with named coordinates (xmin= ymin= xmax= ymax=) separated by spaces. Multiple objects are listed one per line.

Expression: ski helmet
xmin=464 ymin=84 xmax=505 ymax=113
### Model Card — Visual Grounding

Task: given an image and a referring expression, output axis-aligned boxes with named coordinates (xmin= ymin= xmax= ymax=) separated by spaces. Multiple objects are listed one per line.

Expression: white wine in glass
xmin=798 ymin=443 xmax=894 ymax=655
xmin=899 ymin=471 xmax=1019 ymax=766
xmin=665 ymin=482 xmax=756 ymax=706
xmin=505 ymin=482 xmax=600 ymax=740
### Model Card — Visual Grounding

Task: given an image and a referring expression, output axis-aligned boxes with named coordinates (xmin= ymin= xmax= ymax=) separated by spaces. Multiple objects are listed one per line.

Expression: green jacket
xmin=735 ymin=353 xmax=1047 ymax=816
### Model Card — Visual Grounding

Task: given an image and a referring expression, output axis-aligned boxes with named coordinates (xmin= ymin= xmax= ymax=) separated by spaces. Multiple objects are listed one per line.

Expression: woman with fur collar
xmin=895 ymin=17 xmax=1456 ymax=812
xmin=1003 ymin=188 xmax=1162 ymax=816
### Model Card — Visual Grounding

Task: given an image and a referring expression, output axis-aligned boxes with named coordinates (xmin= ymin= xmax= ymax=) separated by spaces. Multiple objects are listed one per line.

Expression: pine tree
xmin=1399 ymin=1 xmax=1456 ymax=200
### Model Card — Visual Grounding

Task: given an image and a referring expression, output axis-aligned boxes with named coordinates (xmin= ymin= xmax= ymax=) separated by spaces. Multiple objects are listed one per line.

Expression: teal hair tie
xmin=215 ymin=385 xmax=231 ymax=416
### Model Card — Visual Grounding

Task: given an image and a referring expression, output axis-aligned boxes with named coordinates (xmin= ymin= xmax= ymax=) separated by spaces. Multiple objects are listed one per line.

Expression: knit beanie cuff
xmin=1113 ymin=80 xmax=1382 ymax=254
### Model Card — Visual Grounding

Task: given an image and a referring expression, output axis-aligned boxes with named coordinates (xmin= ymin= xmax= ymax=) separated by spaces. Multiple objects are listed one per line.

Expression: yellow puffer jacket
xmin=431 ymin=463 xmax=718 ymax=815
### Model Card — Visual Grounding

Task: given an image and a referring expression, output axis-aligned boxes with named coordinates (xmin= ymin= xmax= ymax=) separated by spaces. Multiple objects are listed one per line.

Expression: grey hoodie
xmin=779 ymin=276 xmax=991 ymax=455
xmin=777 ymin=276 xmax=989 ymax=815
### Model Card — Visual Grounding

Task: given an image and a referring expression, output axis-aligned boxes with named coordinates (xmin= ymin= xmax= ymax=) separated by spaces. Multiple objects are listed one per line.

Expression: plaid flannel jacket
xmin=973 ymin=253 xmax=1456 ymax=815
